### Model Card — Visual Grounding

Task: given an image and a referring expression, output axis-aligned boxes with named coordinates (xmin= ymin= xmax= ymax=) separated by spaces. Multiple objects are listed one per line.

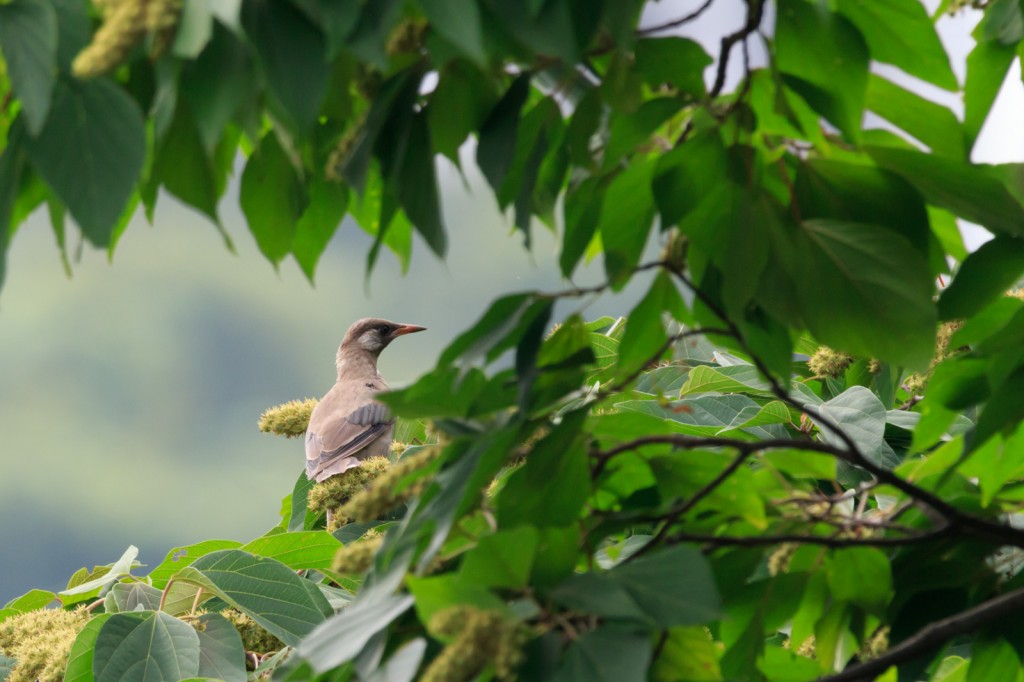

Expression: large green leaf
xmin=816 ymin=386 xmax=896 ymax=468
xmin=968 ymin=636 xmax=1021 ymax=682
xmin=825 ymin=547 xmax=893 ymax=614
xmin=458 ymin=526 xmax=539 ymax=589
xmin=194 ymin=613 xmax=246 ymax=682
xmin=103 ymin=582 xmax=163 ymax=613
xmin=835 ymin=0 xmax=957 ymax=91
xmin=291 ymin=176 xmax=348 ymax=282
xmin=240 ymin=531 xmax=343 ymax=571
xmin=600 ymin=160 xmax=657 ymax=290
xmin=867 ymin=146 xmax=1024 ymax=238
xmin=152 ymin=106 xmax=221 ymax=226
xmin=610 ymin=545 xmax=721 ymax=626
xmin=634 ymin=37 xmax=711 ymax=99
xmin=23 ymin=78 xmax=145 ymax=246
xmin=146 ymin=540 xmax=243 ymax=589
xmin=477 ymin=75 xmax=531 ymax=195
xmin=775 ymin=0 xmax=868 ymax=140
xmin=0 ymin=0 xmax=57 ymax=135
xmin=297 ymin=593 xmax=414 ymax=672
xmin=65 ymin=613 xmax=116 ymax=682
xmin=240 ymin=132 xmax=306 ymax=265
xmin=964 ymin=38 xmax=1017 ymax=150
xmin=617 ymin=272 xmax=688 ymax=378
xmin=240 ymin=0 xmax=328 ymax=136
xmin=421 ymin=0 xmax=485 ymax=63
xmin=866 ymin=75 xmax=965 ymax=159
xmin=428 ymin=60 xmax=497 ymax=162
xmin=397 ymin=112 xmax=447 ymax=256
xmin=93 ymin=612 xmax=201 ymax=682
xmin=552 ymin=627 xmax=652 ymax=682
xmin=938 ymin=236 xmax=1024 ymax=320
xmin=172 ymin=549 xmax=332 ymax=647
xmin=789 ymin=219 xmax=937 ymax=370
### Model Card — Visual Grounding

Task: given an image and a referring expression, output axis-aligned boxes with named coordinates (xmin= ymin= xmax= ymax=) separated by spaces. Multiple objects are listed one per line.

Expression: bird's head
xmin=339 ymin=318 xmax=427 ymax=359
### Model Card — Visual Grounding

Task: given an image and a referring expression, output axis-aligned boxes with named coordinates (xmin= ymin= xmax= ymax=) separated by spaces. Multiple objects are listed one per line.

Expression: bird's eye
xmin=379 ymin=325 xmax=391 ymax=335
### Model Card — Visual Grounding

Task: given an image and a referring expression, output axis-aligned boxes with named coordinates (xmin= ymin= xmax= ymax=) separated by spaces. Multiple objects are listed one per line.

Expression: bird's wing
xmin=305 ymin=398 xmax=394 ymax=481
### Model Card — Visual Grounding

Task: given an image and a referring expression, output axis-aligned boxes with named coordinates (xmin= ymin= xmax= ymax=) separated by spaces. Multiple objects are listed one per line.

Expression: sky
xmin=1 ymin=1 xmax=1022 ymax=602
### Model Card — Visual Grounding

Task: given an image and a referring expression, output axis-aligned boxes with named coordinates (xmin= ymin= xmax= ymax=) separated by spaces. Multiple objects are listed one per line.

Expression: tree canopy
xmin=4 ymin=0 xmax=1024 ymax=681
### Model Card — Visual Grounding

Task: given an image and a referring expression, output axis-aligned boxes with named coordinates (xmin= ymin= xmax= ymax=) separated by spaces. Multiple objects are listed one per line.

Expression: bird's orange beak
xmin=391 ymin=324 xmax=427 ymax=338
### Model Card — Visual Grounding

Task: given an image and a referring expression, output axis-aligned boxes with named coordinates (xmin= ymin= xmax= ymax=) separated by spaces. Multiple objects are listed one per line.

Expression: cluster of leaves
xmin=7 ymin=0 xmax=1024 ymax=680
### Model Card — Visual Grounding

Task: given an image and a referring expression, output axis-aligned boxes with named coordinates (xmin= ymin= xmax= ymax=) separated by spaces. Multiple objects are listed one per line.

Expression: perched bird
xmin=305 ymin=318 xmax=426 ymax=482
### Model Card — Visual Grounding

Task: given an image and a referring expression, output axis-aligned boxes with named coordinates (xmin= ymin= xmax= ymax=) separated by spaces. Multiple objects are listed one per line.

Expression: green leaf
xmin=65 ymin=613 xmax=116 ymax=682
xmin=298 ymin=593 xmax=414 ymax=673
xmin=3 ymin=588 xmax=56 ymax=613
xmin=653 ymin=128 xmax=727 ymax=228
xmin=397 ymin=112 xmax=447 ymax=257
xmin=60 ymin=545 xmax=140 ymax=600
xmin=790 ymin=218 xmax=937 ymax=370
xmin=152 ymin=105 xmax=221 ymax=225
xmin=171 ymin=0 xmax=213 ymax=58
xmin=968 ymin=636 xmax=1021 ymax=682
xmin=866 ymin=75 xmax=965 ymax=159
xmin=194 ymin=613 xmax=246 ymax=682
xmin=240 ymin=132 xmax=306 ymax=265
xmin=147 ymin=540 xmax=243 ymax=589
xmin=635 ymin=37 xmax=711 ymax=98
xmin=776 ymin=1 xmax=869 ymax=140
xmin=651 ymin=626 xmax=722 ymax=682
xmin=406 ymin=573 xmax=507 ymax=625
xmin=560 ymin=176 xmax=602 ymax=278
xmin=477 ymin=75 xmax=531 ymax=194
xmin=173 ymin=549 xmax=332 ymax=647
xmin=603 ymin=98 xmax=682 ymax=171
xmin=421 ymin=0 xmax=485 ymax=63
xmin=0 ymin=653 xmax=14 ymax=680
xmin=497 ymin=411 xmax=590 ymax=527
xmin=825 ymin=547 xmax=893 ymax=614
xmin=0 ymin=0 xmax=57 ymax=135
xmin=552 ymin=626 xmax=652 ymax=682
xmin=964 ymin=38 xmax=1017 ymax=150
xmin=867 ymin=146 xmax=1024 ymax=237
xmin=103 ymin=582 xmax=163 ymax=613
xmin=617 ymin=272 xmax=687 ymax=378
xmin=600 ymin=160 xmax=656 ymax=289
xmin=609 ymin=545 xmax=721 ymax=626
xmin=240 ymin=0 xmax=328 ymax=136
xmin=428 ymin=60 xmax=497 ymax=162
xmin=181 ymin=23 xmax=256 ymax=151
xmin=240 ymin=531 xmax=343 ymax=571
xmin=835 ymin=0 xmax=957 ymax=91
xmin=367 ymin=638 xmax=426 ymax=682
xmin=816 ymin=386 xmax=893 ymax=467
xmin=292 ymin=177 xmax=348 ymax=282
xmin=973 ymin=366 xmax=1024 ymax=448
xmin=938 ymin=236 xmax=1024 ymax=320
xmin=459 ymin=526 xmax=539 ymax=589
xmin=23 ymin=78 xmax=145 ymax=246
xmin=94 ymin=612 xmax=201 ymax=682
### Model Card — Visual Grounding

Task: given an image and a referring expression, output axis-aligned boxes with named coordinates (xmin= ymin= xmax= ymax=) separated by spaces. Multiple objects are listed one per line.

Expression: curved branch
xmin=710 ymin=0 xmax=766 ymax=98
xmin=636 ymin=0 xmax=716 ymax=36
xmin=818 ymin=586 xmax=1024 ymax=682
xmin=668 ymin=525 xmax=950 ymax=549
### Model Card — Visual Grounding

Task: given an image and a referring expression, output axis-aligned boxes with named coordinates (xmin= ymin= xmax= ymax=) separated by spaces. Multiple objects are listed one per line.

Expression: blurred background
xmin=1 ymin=2 xmax=1019 ymax=602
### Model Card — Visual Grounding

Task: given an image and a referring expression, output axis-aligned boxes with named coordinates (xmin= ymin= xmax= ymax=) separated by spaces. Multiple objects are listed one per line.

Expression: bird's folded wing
xmin=305 ymin=401 xmax=394 ymax=480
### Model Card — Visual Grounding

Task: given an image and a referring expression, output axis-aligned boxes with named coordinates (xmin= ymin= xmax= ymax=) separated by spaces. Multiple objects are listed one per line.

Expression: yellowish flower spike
xmin=334 ymin=447 xmax=440 ymax=525
xmin=221 ymin=608 xmax=283 ymax=655
xmin=331 ymin=533 xmax=384 ymax=574
xmin=145 ymin=0 xmax=184 ymax=57
xmin=307 ymin=456 xmax=391 ymax=530
xmin=257 ymin=398 xmax=319 ymax=438
xmin=422 ymin=606 xmax=525 ymax=682
xmin=807 ymin=346 xmax=853 ymax=379
xmin=0 ymin=607 xmax=91 ymax=682
xmin=72 ymin=0 xmax=147 ymax=78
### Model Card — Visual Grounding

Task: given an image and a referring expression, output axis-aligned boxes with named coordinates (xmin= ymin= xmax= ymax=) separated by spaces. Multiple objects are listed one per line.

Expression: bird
xmin=305 ymin=318 xmax=426 ymax=483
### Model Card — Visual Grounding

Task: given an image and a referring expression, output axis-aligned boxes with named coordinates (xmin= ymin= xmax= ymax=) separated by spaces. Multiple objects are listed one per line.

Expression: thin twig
xmin=667 ymin=525 xmax=950 ymax=550
xmin=636 ymin=0 xmax=716 ymax=35
xmin=819 ymin=585 xmax=1024 ymax=682
xmin=710 ymin=0 xmax=766 ymax=98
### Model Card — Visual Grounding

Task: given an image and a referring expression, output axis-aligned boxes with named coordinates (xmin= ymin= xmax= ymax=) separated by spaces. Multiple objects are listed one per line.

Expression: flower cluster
xmin=72 ymin=0 xmax=183 ymax=78
xmin=807 ymin=346 xmax=853 ymax=379
xmin=257 ymin=398 xmax=319 ymax=438
xmin=308 ymin=457 xmax=391 ymax=531
xmin=0 ymin=607 xmax=91 ymax=682
xmin=220 ymin=608 xmax=283 ymax=656
xmin=331 ymin=531 xmax=384 ymax=575
xmin=333 ymin=447 xmax=440 ymax=525
xmin=421 ymin=606 xmax=525 ymax=682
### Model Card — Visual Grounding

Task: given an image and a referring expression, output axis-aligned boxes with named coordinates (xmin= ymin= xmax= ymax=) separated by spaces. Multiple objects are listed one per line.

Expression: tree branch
xmin=667 ymin=526 xmax=950 ymax=550
xmin=818 ymin=586 xmax=1024 ymax=682
xmin=636 ymin=0 xmax=716 ymax=36
xmin=710 ymin=0 xmax=766 ymax=98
